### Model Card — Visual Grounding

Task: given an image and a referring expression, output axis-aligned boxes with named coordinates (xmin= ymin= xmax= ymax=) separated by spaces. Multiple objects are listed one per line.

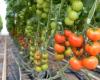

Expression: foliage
xmin=0 ymin=16 xmax=3 ymax=31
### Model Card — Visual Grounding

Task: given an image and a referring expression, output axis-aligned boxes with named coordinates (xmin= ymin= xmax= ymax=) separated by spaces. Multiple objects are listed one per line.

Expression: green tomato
xmin=42 ymin=59 xmax=48 ymax=63
xmin=64 ymin=17 xmax=74 ymax=25
xmin=35 ymin=66 xmax=42 ymax=72
xmin=34 ymin=60 xmax=41 ymax=65
xmin=70 ymin=0 xmax=80 ymax=3
xmin=41 ymin=13 xmax=48 ymax=19
xmin=50 ymin=21 xmax=57 ymax=29
xmin=36 ymin=0 xmax=44 ymax=4
xmin=43 ymin=7 xmax=49 ymax=13
xmin=67 ymin=6 xmax=72 ymax=14
xmin=29 ymin=7 xmax=32 ymax=11
xmin=72 ymin=1 xmax=83 ymax=11
xmin=41 ymin=64 xmax=48 ymax=71
xmin=25 ymin=29 xmax=28 ymax=33
xmin=64 ymin=47 xmax=72 ymax=57
xmin=42 ymin=53 xmax=48 ymax=59
xmin=42 ymin=2 xmax=49 ymax=8
xmin=30 ymin=56 xmax=34 ymax=61
xmin=68 ymin=10 xmax=79 ymax=21
xmin=19 ymin=15 xmax=24 ymax=19
xmin=41 ymin=36 xmax=45 ymax=41
xmin=36 ymin=9 xmax=42 ymax=16
xmin=46 ymin=0 xmax=49 ymax=2
xmin=30 ymin=51 xmax=34 ymax=56
xmin=28 ymin=2 xmax=31 ymax=6
xmin=30 ymin=46 xmax=35 ymax=51
xmin=37 ymin=4 xmax=42 ymax=8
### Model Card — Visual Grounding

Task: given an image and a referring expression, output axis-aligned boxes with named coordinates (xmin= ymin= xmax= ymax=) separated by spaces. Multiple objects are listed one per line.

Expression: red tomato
xmin=69 ymin=57 xmax=82 ymax=71
xmin=64 ymin=30 xmax=72 ymax=38
xmin=82 ymin=56 xmax=98 ymax=70
xmin=69 ymin=34 xmax=83 ymax=47
xmin=18 ymin=36 xmax=24 ymax=40
xmin=86 ymin=28 xmax=100 ymax=41
xmin=54 ymin=43 xmax=65 ymax=53
xmin=85 ymin=42 xmax=100 ymax=56
xmin=54 ymin=33 xmax=65 ymax=43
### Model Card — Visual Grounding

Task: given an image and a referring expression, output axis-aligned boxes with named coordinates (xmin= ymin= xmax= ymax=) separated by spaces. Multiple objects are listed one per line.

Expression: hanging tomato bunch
xmin=54 ymin=27 xmax=100 ymax=71
xmin=36 ymin=0 xmax=50 ymax=19
xmin=64 ymin=0 xmax=83 ymax=25
xmin=33 ymin=50 xmax=48 ymax=72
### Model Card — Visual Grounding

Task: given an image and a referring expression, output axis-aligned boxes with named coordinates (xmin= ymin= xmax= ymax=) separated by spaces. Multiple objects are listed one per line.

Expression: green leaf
xmin=83 ymin=0 xmax=94 ymax=10
xmin=87 ymin=0 xmax=98 ymax=24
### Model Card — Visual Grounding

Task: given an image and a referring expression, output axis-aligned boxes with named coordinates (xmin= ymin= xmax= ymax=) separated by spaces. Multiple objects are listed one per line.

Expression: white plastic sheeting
xmin=0 ymin=0 xmax=9 ymax=35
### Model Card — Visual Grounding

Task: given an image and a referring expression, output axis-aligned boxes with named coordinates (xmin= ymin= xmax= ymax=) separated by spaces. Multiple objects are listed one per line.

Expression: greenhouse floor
xmin=0 ymin=35 xmax=30 ymax=80
xmin=0 ymin=35 xmax=100 ymax=80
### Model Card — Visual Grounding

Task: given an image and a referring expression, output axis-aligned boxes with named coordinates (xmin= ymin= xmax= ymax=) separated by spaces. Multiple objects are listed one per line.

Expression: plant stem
xmin=46 ymin=0 xmax=65 ymax=48
xmin=44 ymin=0 xmax=53 ymax=48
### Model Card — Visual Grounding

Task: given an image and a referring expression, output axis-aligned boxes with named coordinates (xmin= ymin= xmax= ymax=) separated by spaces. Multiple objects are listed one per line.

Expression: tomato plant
xmin=6 ymin=0 xmax=100 ymax=75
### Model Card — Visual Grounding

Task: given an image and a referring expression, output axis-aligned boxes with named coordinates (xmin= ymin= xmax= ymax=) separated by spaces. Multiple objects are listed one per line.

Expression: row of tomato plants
xmin=6 ymin=0 xmax=100 ymax=74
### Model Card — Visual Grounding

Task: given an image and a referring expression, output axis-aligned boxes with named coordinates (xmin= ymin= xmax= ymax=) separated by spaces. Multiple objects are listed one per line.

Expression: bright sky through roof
xmin=0 ymin=0 xmax=9 ymax=35
xmin=0 ymin=0 xmax=6 ymax=24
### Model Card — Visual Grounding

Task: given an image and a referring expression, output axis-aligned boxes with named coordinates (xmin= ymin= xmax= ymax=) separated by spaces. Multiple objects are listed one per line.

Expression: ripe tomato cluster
xmin=86 ymin=28 xmax=100 ymax=56
xmin=54 ymin=28 xmax=100 ymax=71
xmin=18 ymin=36 xmax=28 ymax=48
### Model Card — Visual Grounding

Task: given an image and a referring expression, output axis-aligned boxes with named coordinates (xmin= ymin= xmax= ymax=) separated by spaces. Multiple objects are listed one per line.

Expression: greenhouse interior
xmin=0 ymin=0 xmax=100 ymax=80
